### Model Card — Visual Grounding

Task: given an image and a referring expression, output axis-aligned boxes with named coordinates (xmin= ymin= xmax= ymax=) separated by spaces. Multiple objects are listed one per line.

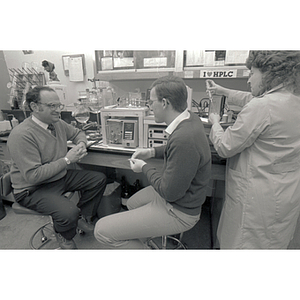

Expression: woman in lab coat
xmin=208 ymin=51 xmax=300 ymax=249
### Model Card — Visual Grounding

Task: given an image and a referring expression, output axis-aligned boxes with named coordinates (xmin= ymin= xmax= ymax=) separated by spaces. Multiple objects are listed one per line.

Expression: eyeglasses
xmin=147 ymin=99 xmax=159 ymax=106
xmin=38 ymin=102 xmax=65 ymax=111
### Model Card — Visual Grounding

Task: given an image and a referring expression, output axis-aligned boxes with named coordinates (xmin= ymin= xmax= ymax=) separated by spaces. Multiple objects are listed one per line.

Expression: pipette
xmin=206 ymin=80 xmax=213 ymax=102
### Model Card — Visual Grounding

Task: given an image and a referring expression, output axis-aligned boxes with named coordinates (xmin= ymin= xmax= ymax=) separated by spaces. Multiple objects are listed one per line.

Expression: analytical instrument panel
xmin=147 ymin=125 xmax=168 ymax=148
xmin=106 ymin=118 xmax=138 ymax=148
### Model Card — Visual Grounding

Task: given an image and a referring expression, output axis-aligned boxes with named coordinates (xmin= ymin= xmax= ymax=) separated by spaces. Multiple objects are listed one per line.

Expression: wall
xmin=2 ymin=50 xmax=96 ymax=110
xmin=0 ymin=51 xmax=12 ymax=109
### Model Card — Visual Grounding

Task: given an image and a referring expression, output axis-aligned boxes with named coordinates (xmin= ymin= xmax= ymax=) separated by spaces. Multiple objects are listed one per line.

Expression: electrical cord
xmin=196 ymin=98 xmax=211 ymax=117
xmin=192 ymin=99 xmax=201 ymax=115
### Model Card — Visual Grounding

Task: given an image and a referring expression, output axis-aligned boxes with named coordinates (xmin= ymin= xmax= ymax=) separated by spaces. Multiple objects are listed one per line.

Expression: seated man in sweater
xmin=94 ymin=75 xmax=211 ymax=248
xmin=7 ymin=86 xmax=107 ymax=249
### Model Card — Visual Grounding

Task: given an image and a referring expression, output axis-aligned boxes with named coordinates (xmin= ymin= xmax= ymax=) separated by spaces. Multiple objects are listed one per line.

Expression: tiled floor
xmin=0 ymin=198 xmax=213 ymax=250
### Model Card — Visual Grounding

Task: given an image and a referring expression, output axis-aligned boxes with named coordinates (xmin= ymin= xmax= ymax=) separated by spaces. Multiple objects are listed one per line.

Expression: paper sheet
xmin=185 ymin=50 xmax=205 ymax=66
xmin=225 ymin=50 xmax=249 ymax=65
xmin=62 ymin=56 xmax=69 ymax=71
xmin=69 ymin=56 xmax=84 ymax=81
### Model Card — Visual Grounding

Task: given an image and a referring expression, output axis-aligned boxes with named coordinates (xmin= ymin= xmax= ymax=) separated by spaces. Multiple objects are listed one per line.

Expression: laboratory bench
xmin=0 ymin=119 xmax=227 ymax=182
xmin=0 ymin=133 xmax=226 ymax=186
xmin=0 ymin=136 xmax=225 ymax=248
xmin=78 ymin=149 xmax=225 ymax=181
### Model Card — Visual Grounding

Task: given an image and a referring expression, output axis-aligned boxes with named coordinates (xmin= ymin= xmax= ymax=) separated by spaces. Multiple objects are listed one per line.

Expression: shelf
xmin=95 ymin=68 xmax=175 ymax=81
xmin=95 ymin=65 xmax=249 ymax=81
xmin=175 ymin=65 xmax=249 ymax=79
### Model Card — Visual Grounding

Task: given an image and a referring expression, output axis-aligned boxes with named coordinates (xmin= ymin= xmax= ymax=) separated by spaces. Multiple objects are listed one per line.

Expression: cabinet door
xmin=95 ymin=50 xmax=135 ymax=71
xmin=95 ymin=50 xmax=249 ymax=80
xmin=134 ymin=51 xmax=176 ymax=69
xmin=0 ymin=143 xmax=11 ymax=161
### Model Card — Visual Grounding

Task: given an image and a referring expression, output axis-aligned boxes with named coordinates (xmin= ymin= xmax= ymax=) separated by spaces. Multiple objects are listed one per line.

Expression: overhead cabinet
xmin=95 ymin=50 xmax=250 ymax=81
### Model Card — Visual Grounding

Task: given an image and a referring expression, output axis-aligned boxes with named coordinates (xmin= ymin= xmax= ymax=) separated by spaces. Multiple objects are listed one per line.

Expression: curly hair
xmin=246 ymin=51 xmax=300 ymax=94
xmin=150 ymin=76 xmax=188 ymax=112
xmin=26 ymin=86 xmax=55 ymax=111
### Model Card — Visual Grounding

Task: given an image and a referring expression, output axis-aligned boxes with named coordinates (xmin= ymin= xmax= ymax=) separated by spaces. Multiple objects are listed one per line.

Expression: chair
xmin=0 ymin=172 xmax=76 ymax=249
xmin=148 ymin=233 xmax=187 ymax=249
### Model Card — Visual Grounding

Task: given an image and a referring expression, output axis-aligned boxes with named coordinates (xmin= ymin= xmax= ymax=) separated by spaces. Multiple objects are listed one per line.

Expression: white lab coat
xmin=210 ymin=85 xmax=300 ymax=249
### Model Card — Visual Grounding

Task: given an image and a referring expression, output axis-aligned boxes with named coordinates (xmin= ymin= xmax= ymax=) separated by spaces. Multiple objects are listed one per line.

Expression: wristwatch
xmin=64 ymin=157 xmax=71 ymax=165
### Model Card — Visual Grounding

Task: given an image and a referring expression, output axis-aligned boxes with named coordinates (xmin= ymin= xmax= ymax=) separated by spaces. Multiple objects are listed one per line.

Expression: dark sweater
xmin=143 ymin=112 xmax=211 ymax=215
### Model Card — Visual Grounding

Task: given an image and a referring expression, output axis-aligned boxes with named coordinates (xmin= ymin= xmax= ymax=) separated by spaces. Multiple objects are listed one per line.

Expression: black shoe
xmin=54 ymin=232 xmax=77 ymax=249
xmin=77 ymin=216 xmax=95 ymax=234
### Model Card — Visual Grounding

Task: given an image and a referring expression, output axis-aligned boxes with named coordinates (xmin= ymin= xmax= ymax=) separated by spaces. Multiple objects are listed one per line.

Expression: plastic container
xmin=11 ymin=116 xmax=19 ymax=128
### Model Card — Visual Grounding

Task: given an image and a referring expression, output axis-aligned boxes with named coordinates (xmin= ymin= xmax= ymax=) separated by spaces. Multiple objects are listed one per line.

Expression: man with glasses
xmin=94 ymin=76 xmax=211 ymax=249
xmin=7 ymin=86 xmax=107 ymax=249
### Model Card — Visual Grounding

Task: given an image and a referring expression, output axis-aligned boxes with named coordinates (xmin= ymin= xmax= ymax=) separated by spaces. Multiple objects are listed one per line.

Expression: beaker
xmin=73 ymin=102 xmax=90 ymax=126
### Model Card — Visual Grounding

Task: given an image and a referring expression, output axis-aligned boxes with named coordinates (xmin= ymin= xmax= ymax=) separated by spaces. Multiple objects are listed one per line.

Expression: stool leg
xmin=147 ymin=238 xmax=160 ymax=249
xmin=29 ymin=217 xmax=56 ymax=249
xmin=148 ymin=233 xmax=187 ymax=249
xmin=179 ymin=232 xmax=184 ymax=241
xmin=162 ymin=235 xmax=167 ymax=249
xmin=29 ymin=222 xmax=52 ymax=249
xmin=166 ymin=235 xmax=187 ymax=249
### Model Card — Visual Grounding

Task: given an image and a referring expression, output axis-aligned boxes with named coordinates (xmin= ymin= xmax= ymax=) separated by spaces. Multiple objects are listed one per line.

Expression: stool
xmin=148 ymin=233 xmax=186 ymax=249
xmin=12 ymin=202 xmax=55 ymax=249
xmin=0 ymin=172 xmax=76 ymax=250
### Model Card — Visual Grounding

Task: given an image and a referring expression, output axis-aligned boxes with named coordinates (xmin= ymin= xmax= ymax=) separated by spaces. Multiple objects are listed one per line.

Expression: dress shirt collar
xmin=31 ymin=115 xmax=49 ymax=131
xmin=165 ymin=109 xmax=190 ymax=135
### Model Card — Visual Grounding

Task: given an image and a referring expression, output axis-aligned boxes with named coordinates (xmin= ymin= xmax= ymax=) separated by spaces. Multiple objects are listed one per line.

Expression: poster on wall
xmin=225 ymin=50 xmax=249 ymax=65
xmin=62 ymin=54 xmax=86 ymax=81
xmin=69 ymin=56 xmax=84 ymax=82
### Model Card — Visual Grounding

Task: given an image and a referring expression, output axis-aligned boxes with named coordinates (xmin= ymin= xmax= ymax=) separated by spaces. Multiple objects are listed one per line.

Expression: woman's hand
xmin=206 ymin=80 xmax=229 ymax=96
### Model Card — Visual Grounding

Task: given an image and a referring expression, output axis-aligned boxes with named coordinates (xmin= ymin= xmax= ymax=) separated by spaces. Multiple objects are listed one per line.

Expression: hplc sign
xmin=200 ymin=69 xmax=237 ymax=78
